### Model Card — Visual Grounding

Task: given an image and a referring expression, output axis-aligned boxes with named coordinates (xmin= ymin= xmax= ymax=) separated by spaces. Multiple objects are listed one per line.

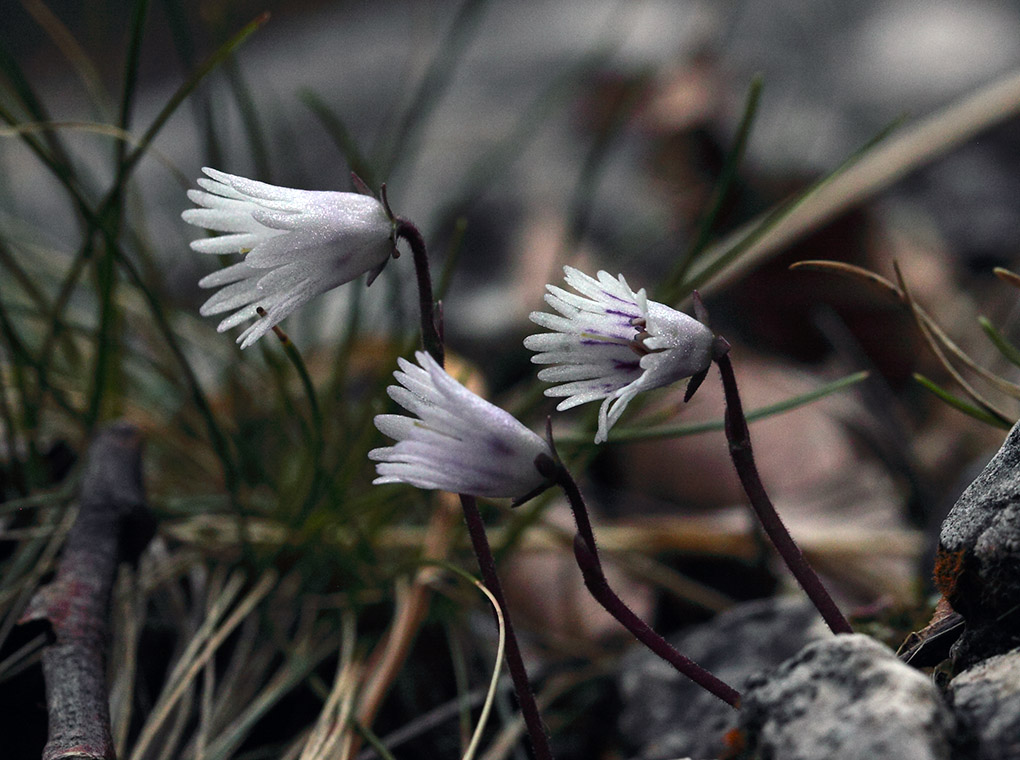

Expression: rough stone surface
xmin=949 ymin=647 xmax=1020 ymax=760
xmin=938 ymin=421 xmax=1020 ymax=668
xmin=738 ymin=634 xmax=955 ymax=760
xmin=617 ymin=596 xmax=827 ymax=760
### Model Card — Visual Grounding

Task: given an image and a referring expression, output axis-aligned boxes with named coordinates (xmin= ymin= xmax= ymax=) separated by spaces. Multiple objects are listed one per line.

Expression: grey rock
xmin=949 ymin=647 xmax=1020 ymax=760
xmin=938 ymin=421 xmax=1020 ymax=668
xmin=738 ymin=634 xmax=955 ymax=760
xmin=617 ymin=596 xmax=827 ymax=760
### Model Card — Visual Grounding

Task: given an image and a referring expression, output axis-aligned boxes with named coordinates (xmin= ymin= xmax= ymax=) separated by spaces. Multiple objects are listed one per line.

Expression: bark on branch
xmin=20 ymin=422 xmax=153 ymax=760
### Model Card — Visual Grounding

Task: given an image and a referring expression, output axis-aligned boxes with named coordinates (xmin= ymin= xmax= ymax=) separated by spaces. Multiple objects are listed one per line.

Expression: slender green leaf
xmin=562 ymin=71 xmax=648 ymax=254
xmin=432 ymin=46 xmax=613 ymax=234
xmin=224 ymin=56 xmax=271 ymax=179
xmin=118 ymin=0 xmax=151 ymax=155
xmin=375 ymin=0 xmax=489 ymax=178
xmin=661 ymin=74 xmax=763 ymax=296
xmin=161 ymin=0 xmax=224 ymax=166
xmin=120 ymin=11 xmax=269 ymax=181
xmin=0 ymin=39 xmax=76 ymax=174
xmin=914 ymin=373 xmax=1012 ymax=429
xmin=556 ymin=370 xmax=871 ymax=444
xmin=300 ymin=90 xmax=376 ymax=189
xmin=676 ymin=118 xmax=902 ymax=300
xmin=979 ymin=315 xmax=1020 ymax=370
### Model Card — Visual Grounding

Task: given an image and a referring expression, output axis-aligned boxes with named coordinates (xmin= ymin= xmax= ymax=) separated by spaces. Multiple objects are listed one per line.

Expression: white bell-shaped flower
xmin=182 ymin=167 xmax=395 ymax=348
xmin=370 ymin=351 xmax=553 ymax=500
xmin=525 ymin=266 xmax=714 ymax=443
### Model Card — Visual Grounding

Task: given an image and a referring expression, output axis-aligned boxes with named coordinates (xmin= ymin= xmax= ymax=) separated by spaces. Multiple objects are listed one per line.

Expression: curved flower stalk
xmin=370 ymin=351 xmax=553 ymax=501
xmin=525 ymin=266 xmax=715 ymax=443
xmin=182 ymin=167 xmax=396 ymax=348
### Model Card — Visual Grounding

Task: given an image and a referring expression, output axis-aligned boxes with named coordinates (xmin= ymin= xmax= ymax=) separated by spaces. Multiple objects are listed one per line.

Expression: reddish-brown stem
xmin=20 ymin=422 xmax=154 ymax=760
xmin=572 ymin=537 xmax=741 ymax=707
xmin=396 ymin=220 xmax=444 ymax=367
xmin=544 ymin=455 xmax=741 ymax=709
xmin=460 ymin=495 xmax=554 ymax=760
xmin=714 ymin=347 xmax=853 ymax=635
xmin=402 ymin=218 xmax=553 ymax=760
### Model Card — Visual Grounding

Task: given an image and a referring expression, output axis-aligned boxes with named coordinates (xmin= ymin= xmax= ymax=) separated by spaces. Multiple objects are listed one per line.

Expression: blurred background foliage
xmin=4 ymin=1 xmax=1020 ymax=758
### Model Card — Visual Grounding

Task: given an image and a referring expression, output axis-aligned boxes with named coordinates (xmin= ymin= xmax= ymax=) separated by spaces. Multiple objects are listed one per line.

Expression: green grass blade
xmin=118 ymin=0 xmax=151 ymax=154
xmin=914 ymin=373 xmax=1012 ymax=429
xmin=979 ymin=315 xmax=1020 ymax=370
xmin=562 ymin=71 xmax=647 ymax=254
xmin=224 ymin=56 xmax=271 ymax=179
xmin=353 ymin=721 xmax=399 ymax=760
xmin=435 ymin=216 xmax=467 ymax=301
xmin=375 ymin=0 xmax=489 ymax=179
xmin=161 ymin=0 xmax=225 ymax=166
xmin=431 ymin=46 xmax=612 ymax=233
xmin=683 ymin=68 xmax=1020 ymax=300
xmin=120 ymin=11 xmax=269 ymax=180
xmin=0 ymin=39 xmax=76 ymax=174
xmin=19 ymin=0 xmax=110 ymax=117
xmin=660 ymin=74 xmax=763 ymax=298
xmin=678 ymin=118 xmax=901 ymax=299
xmin=0 ymin=344 xmax=28 ymax=496
xmin=300 ymin=90 xmax=376 ymax=190
xmin=556 ymin=370 xmax=871 ymax=444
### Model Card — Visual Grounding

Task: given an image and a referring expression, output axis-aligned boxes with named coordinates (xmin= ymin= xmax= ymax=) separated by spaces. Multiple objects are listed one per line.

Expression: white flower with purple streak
xmin=525 ymin=266 xmax=714 ymax=443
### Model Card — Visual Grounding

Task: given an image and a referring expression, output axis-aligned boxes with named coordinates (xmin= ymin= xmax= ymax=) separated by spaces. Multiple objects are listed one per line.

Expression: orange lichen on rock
xmin=934 ymin=546 xmax=967 ymax=600
xmin=721 ymin=727 xmax=746 ymax=758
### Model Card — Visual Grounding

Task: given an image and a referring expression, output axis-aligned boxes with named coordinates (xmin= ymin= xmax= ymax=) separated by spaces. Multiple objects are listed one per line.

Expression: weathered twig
xmin=20 ymin=422 xmax=153 ymax=760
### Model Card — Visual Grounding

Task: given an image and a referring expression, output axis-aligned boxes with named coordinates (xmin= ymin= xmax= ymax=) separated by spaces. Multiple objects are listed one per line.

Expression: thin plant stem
xmin=459 ymin=495 xmax=553 ymax=760
xmin=399 ymin=216 xmax=552 ymax=760
xmin=540 ymin=456 xmax=741 ymax=709
xmin=395 ymin=219 xmax=444 ymax=366
xmin=713 ymin=341 xmax=852 ymax=635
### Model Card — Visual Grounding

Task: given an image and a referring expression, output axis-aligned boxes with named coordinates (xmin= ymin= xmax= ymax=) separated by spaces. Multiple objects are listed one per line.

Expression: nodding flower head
xmin=524 ymin=266 xmax=714 ymax=443
xmin=182 ymin=167 xmax=395 ymax=348
xmin=370 ymin=351 xmax=554 ymax=501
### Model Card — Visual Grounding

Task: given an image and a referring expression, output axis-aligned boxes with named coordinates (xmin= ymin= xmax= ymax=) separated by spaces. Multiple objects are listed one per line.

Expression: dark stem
xmin=550 ymin=460 xmax=741 ymax=709
xmin=573 ymin=537 xmax=741 ymax=707
xmin=401 ymin=221 xmax=552 ymax=759
xmin=396 ymin=219 xmax=444 ymax=367
xmin=460 ymin=495 xmax=554 ymax=760
xmin=714 ymin=348 xmax=853 ymax=635
xmin=20 ymin=422 xmax=155 ymax=760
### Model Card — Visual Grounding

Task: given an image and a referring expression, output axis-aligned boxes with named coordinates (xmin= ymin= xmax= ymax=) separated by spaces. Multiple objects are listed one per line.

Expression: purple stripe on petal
xmin=600 ymin=290 xmax=630 ymax=304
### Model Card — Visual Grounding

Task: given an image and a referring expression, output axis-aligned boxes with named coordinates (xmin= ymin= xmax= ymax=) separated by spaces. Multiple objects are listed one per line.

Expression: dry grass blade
xmin=693 ymin=67 xmax=1020 ymax=295
xmin=164 ymin=513 xmax=922 ymax=564
xmin=0 ymin=506 xmax=75 ymax=651
xmin=200 ymin=637 xmax=338 ymax=760
xmin=892 ymin=261 xmax=1013 ymax=424
xmin=353 ymin=494 xmax=459 ymax=740
xmin=129 ymin=570 xmax=277 ymax=760
xmin=19 ymin=0 xmax=108 ymax=113
xmin=301 ymin=614 xmax=360 ymax=760
xmin=794 ymin=260 xmax=1020 ymax=400
xmin=994 ymin=266 xmax=1020 ymax=290
xmin=462 ymin=581 xmax=505 ymax=760
xmin=0 ymin=121 xmax=187 ymax=182
xmin=478 ymin=666 xmax=608 ymax=760
xmin=110 ymin=565 xmax=144 ymax=759
xmin=0 ymin=631 xmax=47 ymax=681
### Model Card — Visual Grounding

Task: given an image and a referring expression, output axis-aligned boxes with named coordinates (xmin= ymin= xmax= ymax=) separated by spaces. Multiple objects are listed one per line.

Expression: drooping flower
xmin=182 ymin=167 xmax=395 ymax=348
xmin=524 ymin=266 xmax=715 ymax=443
xmin=370 ymin=351 xmax=553 ymax=501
